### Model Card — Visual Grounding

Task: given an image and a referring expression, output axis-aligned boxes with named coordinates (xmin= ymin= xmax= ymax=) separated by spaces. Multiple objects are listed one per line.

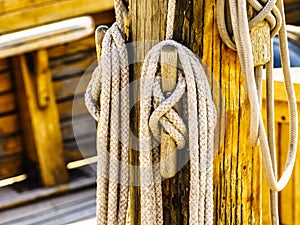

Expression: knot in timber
xmin=149 ymin=73 xmax=187 ymax=150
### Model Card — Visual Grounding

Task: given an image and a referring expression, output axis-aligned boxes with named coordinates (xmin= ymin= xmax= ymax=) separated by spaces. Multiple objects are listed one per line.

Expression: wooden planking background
xmin=0 ymin=59 xmax=23 ymax=180
xmin=0 ymin=7 xmax=114 ymax=180
xmin=0 ymin=0 xmax=114 ymax=34
xmin=49 ymin=37 xmax=97 ymax=163
xmin=261 ymin=73 xmax=300 ymax=224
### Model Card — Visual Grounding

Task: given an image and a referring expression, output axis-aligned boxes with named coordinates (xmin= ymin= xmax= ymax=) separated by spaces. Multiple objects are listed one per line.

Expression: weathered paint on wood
xmin=129 ymin=0 xmax=261 ymax=224
xmin=13 ymin=50 xmax=69 ymax=187
xmin=0 ymin=0 xmax=114 ymax=34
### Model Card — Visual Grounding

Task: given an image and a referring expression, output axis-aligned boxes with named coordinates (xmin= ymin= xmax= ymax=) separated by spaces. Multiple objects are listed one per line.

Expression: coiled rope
xmin=85 ymin=0 xmax=130 ymax=224
xmin=139 ymin=0 xmax=217 ymax=224
xmin=217 ymin=0 xmax=298 ymax=224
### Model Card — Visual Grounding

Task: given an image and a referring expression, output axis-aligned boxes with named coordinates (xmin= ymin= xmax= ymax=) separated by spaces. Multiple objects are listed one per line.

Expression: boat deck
xmin=0 ymin=166 xmax=96 ymax=225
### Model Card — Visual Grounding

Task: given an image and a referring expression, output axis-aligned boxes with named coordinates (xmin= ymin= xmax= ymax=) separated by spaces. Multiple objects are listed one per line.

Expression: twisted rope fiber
xmin=85 ymin=0 xmax=129 ymax=222
xmin=217 ymin=0 xmax=298 ymax=224
xmin=139 ymin=0 xmax=217 ymax=224
xmin=86 ymin=0 xmax=217 ymax=224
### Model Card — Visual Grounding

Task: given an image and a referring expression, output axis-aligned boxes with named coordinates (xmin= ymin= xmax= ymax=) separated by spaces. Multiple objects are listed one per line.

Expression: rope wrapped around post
xmin=217 ymin=0 xmax=298 ymax=224
xmin=85 ymin=0 xmax=130 ymax=224
xmin=139 ymin=40 xmax=217 ymax=225
xmin=139 ymin=0 xmax=217 ymax=224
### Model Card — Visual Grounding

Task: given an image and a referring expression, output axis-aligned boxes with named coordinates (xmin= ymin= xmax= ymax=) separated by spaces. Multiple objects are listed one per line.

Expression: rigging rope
xmin=139 ymin=0 xmax=217 ymax=224
xmin=85 ymin=0 xmax=130 ymax=224
xmin=217 ymin=0 xmax=298 ymax=224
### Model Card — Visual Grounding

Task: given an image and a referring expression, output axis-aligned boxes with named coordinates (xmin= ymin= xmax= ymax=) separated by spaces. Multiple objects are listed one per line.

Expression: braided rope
xmin=217 ymin=0 xmax=298 ymax=224
xmin=87 ymin=0 xmax=217 ymax=224
xmin=85 ymin=22 xmax=129 ymax=225
xmin=139 ymin=40 xmax=217 ymax=225
xmin=138 ymin=0 xmax=217 ymax=224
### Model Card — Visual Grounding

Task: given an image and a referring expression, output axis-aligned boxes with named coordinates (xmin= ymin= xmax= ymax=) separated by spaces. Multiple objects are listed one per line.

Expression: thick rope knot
xmin=140 ymin=39 xmax=217 ymax=225
xmin=149 ymin=74 xmax=187 ymax=150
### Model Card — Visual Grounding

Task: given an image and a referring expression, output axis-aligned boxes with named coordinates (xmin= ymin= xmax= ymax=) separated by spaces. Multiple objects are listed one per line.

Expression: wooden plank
xmin=57 ymin=96 xmax=88 ymax=121
xmin=50 ymin=51 xmax=96 ymax=80
xmin=0 ymin=167 xmax=96 ymax=211
xmin=47 ymin=11 xmax=114 ymax=59
xmin=64 ymin=137 xmax=96 ymax=162
xmin=0 ymin=93 xmax=16 ymax=114
xmin=13 ymin=50 xmax=69 ymax=187
xmin=53 ymin=73 xmax=92 ymax=101
xmin=0 ymin=114 xmax=20 ymax=136
xmin=0 ymin=187 xmax=95 ymax=224
xmin=262 ymin=68 xmax=300 ymax=103
xmin=61 ymin=115 xmax=95 ymax=141
xmin=261 ymin=100 xmax=300 ymax=124
xmin=0 ymin=72 xmax=12 ymax=94
xmin=0 ymin=135 xmax=23 ymax=156
xmin=0 ymin=154 xmax=23 ymax=180
xmin=262 ymin=80 xmax=300 ymax=103
xmin=160 ymin=45 xmax=178 ymax=179
xmin=0 ymin=0 xmax=55 ymax=13
xmin=0 ymin=0 xmax=114 ymax=34
xmin=48 ymin=37 xmax=96 ymax=59
xmin=0 ymin=59 xmax=9 ymax=71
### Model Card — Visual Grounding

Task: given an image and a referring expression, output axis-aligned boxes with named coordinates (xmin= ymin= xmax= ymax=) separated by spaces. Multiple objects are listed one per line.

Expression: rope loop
xmin=217 ymin=0 xmax=282 ymax=51
xmin=217 ymin=0 xmax=298 ymax=224
xmin=149 ymin=73 xmax=187 ymax=149
xmin=85 ymin=21 xmax=130 ymax=225
xmin=140 ymin=39 xmax=217 ymax=225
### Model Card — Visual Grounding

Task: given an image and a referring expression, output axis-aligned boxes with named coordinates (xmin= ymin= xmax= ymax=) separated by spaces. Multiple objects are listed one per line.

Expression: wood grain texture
xmin=13 ymin=50 xmax=69 ymax=187
xmin=0 ymin=0 xmax=114 ymax=34
xmin=250 ymin=21 xmax=271 ymax=67
xmin=160 ymin=45 xmax=178 ymax=179
xmin=130 ymin=0 xmax=261 ymax=224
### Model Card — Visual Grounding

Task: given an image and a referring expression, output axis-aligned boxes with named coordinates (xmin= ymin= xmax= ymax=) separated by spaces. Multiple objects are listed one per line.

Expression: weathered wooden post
xmin=129 ymin=0 xmax=261 ymax=224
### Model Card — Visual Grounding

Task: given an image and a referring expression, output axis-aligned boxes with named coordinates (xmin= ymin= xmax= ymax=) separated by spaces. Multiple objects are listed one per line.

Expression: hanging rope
xmin=139 ymin=0 xmax=217 ymax=224
xmin=85 ymin=0 xmax=129 ymax=224
xmin=217 ymin=0 xmax=298 ymax=224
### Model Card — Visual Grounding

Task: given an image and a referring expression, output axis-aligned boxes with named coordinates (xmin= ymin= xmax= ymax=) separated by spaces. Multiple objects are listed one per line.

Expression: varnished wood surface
xmin=0 ymin=9 xmax=114 ymax=182
xmin=0 ymin=0 xmax=114 ymax=34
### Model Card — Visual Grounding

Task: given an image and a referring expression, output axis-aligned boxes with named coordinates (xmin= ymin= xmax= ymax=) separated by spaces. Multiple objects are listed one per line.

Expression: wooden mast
xmin=129 ymin=0 xmax=261 ymax=224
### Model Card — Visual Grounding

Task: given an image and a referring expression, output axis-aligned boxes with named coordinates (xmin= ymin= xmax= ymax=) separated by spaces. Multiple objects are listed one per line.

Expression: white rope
xmin=140 ymin=40 xmax=217 ymax=225
xmin=85 ymin=0 xmax=129 ymax=223
xmin=217 ymin=0 xmax=298 ymax=224
xmin=86 ymin=0 xmax=217 ymax=224
xmin=139 ymin=0 xmax=217 ymax=224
